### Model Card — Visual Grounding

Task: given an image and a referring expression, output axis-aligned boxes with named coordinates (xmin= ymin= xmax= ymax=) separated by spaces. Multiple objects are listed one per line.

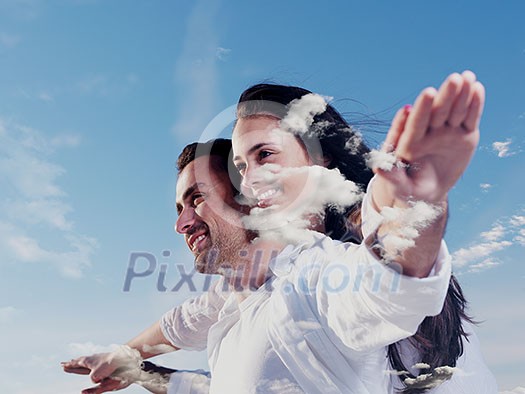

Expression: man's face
xmin=175 ymin=155 xmax=247 ymax=274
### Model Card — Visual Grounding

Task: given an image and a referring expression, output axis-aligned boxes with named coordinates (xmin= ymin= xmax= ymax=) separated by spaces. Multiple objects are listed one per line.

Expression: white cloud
xmin=280 ymin=93 xmax=328 ymax=135
xmin=0 ymin=0 xmax=41 ymax=20
xmin=3 ymin=199 xmax=73 ymax=230
xmin=14 ymin=88 xmax=56 ymax=103
xmin=0 ymin=118 xmax=97 ymax=278
xmin=67 ymin=341 xmax=119 ymax=357
xmin=492 ymin=139 xmax=514 ymax=158
xmin=480 ymin=223 xmax=505 ymax=241
xmin=0 ymin=32 xmax=21 ymax=48
xmin=467 ymin=258 xmax=501 ymax=273
xmin=50 ymin=133 xmax=81 ymax=148
xmin=514 ymin=228 xmax=525 ymax=246
xmin=344 ymin=131 xmax=364 ymax=154
xmin=0 ymin=224 xmax=98 ymax=278
xmin=242 ymin=164 xmax=363 ymax=245
xmin=376 ymin=201 xmax=444 ymax=260
xmin=452 ymin=240 xmax=511 ymax=268
xmin=499 ymin=387 xmax=525 ymax=394
xmin=365 ymin=149 xmax=398 ymax=171
xmin=76 ymin=73 xmax=109 ymax=95
xmin=37 ymin=91 xmax=53 ymax=102
xmin=510 ymin=215 xmax=525 ymax=227
xmin=215 ymin=46 xmax=231 ymax=61
xmin=452 ymin=211 xmax=525 ymax=273
xmin=75 ymin=73 xmax=138 ymax=97
xmin=0 ymin=306 xmax=18 ymax=322
xmin=480 ymin=183 xmax=492 ymax=192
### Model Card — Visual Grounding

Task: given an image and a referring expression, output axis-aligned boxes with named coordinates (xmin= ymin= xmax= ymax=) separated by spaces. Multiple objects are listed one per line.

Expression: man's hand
xmin=62 ymin=352 xmax=132 ymax=394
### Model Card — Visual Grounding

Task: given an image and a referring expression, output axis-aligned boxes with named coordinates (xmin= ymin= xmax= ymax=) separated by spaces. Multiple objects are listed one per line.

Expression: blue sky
xmin=1 ymin=0 xmax=524 ymax=392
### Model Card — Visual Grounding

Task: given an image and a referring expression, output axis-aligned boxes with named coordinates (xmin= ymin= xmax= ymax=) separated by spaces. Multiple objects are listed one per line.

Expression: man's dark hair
xmin=177 ymin=138 xmax=241 ymax=195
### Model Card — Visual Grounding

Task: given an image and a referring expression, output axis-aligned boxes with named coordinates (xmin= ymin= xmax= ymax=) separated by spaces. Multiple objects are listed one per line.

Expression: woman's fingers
xmin=383 ymin=104 xmax=412 ymax=152
xmin=429 ymin=73 xmax=463 ymax=128
xmin=397 ymin=87 xmax=436 ymax=160
xmin=463 ymin=81 xmax=485 ymax=131
xmin=447 ymin=70 xmax=476 ymax=127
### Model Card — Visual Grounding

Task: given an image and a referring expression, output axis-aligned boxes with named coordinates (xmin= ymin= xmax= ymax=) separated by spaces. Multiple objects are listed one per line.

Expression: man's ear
xmin=311 ymin=152 xmax=332 ymax=167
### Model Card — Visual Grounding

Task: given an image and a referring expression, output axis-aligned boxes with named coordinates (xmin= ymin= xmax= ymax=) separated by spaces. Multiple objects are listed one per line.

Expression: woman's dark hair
xmin=237 ymin=83 xmax=473 ymax=393
xmin=237 ymin=84 xmax=373 ymax=242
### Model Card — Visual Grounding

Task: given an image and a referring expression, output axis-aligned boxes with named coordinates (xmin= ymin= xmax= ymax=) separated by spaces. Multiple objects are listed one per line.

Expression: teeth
xmin=192 ymin=234 xmax=206 ymax=250
xmin=258 ymin=189 xmax=277 ymax=200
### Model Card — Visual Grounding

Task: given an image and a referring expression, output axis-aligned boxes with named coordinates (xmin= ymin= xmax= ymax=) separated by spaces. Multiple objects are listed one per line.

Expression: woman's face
xmin=232 ymin=115 xmax=323 ymax=212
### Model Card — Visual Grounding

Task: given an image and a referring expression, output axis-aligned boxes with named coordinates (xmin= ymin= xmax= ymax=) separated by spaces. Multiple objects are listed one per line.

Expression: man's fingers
xmin=90 ymin=362 xmax=117 ymax=384
xmin=429 ymin=73 xmax=463 ymax=128
xmin=462 ymin=81 xmax=485 ymax=131
xmin=82 ymin=378 xmax=123 ymax=394
xmin=61 ymin=358 xmax=92 ymax=375
xmin=448 ymin=70 xmax=476 ymax=127
xmin=62 ymin=364 xmax=91 ymax=375
xmin=383 ymin=105 xmax=411 ymax=152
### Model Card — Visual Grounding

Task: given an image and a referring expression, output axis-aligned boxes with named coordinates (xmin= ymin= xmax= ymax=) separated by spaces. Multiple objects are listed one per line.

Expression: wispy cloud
xmin=0 ymin=32 xmax=21 ymax=48
xmin=0 ymin=305 xmax=18 ymax=322
xmin=452 ymin=213 xmax=525 ymax=273
xmin=171 ymin=0 xmax=222 ymax=142
xmin=0 ymin=118 xmax=97 ymax=278
xmin=0 ymin=0 xmax=41 ymax=20
xmin=514 ymin=228 xmax=525 ymax=246
xmin=480 ymin=223 xmax=505 ymax=241
xmin=467 ymin=258 xmax=501 ymax=273
xmin=492 ymin=139 xmax=515 ymax=158
xmin=75 ymin=72 xmax=139 ymax=97
xmin=480 ymin=183 xmax=493 ymax=192
xmin=499 ymin=387 xmax=525 ymax=394
xmin=453 ymin=240 xmax=511 ymax=270
xmin=67 ymin=341 xmax=118 ymax=356
xmin=510 ymin=215 xmax=525 ymax=227
xmin=76 ymin=73 xmax=109 ymax=95
xmin=215 ymin=46 xmax=231 ymax=61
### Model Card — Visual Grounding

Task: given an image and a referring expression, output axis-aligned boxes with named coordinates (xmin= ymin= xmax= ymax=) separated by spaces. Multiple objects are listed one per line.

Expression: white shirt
xmin=161 ymin=181 xmax=496 ymax=393
xmin=164 ymin=234 xmax=451 ymax=393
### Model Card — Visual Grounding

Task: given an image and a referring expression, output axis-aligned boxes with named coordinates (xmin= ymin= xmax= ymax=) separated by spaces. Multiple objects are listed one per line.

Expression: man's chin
xmin=193 ymin=248 xmax=218 ymax=274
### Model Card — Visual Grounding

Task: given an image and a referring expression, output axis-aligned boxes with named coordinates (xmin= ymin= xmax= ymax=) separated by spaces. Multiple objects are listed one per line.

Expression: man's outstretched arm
xmin=62 ymin=321 xmax=178 ymax=394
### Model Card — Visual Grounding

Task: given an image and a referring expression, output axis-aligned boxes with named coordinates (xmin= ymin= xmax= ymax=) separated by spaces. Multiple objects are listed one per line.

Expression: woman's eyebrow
xmin=233 ymin=142 xmax=273 ymax=162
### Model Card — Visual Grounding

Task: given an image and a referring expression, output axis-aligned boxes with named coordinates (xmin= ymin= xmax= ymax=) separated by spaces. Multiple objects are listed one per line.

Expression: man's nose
xmin=175 ymin=208 xmax=197 ymax=234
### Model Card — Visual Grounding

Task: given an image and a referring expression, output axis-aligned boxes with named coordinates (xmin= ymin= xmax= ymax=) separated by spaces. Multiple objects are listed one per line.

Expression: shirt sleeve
xmin=167 ymin=370 xmax=211 ymax=394
xmin=360 ymin=175 xmax=384 ymax=241
xmin=160 ymin=277 xmax=229 ymax=351
xmin=292 ymin=176 xmax=452 ymax=352
xmin=311 ymin=239 xmax=451 ymax=352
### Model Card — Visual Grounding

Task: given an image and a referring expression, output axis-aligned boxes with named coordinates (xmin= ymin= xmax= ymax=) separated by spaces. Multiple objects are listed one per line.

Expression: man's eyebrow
xmin=233 ymin=142 xmax=272 ymax=162
xmin=181 ymin=182 xmax=203 ymax=202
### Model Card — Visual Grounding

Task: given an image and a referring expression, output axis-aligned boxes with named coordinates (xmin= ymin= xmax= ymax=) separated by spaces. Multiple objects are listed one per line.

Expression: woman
xmin=231 ymin=73 xmax=496 ymax=393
